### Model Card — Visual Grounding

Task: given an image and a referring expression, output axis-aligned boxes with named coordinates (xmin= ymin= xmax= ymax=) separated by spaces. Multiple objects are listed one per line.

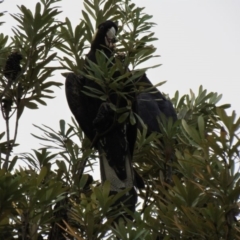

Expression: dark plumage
xmin=137 ymin=74 xmax=177 ymax=134
xmin=65 ymin=20 xmax=177 ymax=216
xmin=65 ymin=21 xmax=143 ymax=215
xmin=137 ymin=74 xmax=177 ymax=183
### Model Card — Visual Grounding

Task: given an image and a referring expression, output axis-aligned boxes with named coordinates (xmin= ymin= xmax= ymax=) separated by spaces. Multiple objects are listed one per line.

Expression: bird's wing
xmin=154 ymin=91 xmax=177 ymax=121
xmin=137 ymin=92 xmax=162 ymax=133
xmin=65 ymin=73 xmax=96 ymax=141
xmin=137 ymin=74 xmax=177 ymax=133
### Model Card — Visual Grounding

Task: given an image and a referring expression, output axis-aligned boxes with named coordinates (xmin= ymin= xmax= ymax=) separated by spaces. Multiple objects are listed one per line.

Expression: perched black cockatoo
xmin=65 ymin=21 xmax=143 ymax=215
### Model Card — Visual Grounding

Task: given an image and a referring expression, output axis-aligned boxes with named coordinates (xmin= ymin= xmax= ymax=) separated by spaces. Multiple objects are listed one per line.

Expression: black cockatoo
xmin=65 ymin=21 xmax=143 ymax=215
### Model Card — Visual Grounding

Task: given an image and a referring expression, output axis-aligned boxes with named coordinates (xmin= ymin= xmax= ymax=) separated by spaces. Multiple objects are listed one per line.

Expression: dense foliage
xmin=0 ymin=0 xmax=239 ymax=239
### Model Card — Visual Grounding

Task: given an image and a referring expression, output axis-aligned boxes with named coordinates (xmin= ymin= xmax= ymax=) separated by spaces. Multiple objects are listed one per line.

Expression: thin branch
xmin=0 ymin=142 xmax=2 ymax=167
xmin=12 ymin=110 xmax=20 ymax=150
xmin=3 ymin=110 xmax=10 ymax=169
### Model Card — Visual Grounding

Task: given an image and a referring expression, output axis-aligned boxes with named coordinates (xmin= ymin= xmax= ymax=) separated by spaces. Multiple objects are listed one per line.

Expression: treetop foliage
xmin=0 ymin=0 xmax=239 ymax=239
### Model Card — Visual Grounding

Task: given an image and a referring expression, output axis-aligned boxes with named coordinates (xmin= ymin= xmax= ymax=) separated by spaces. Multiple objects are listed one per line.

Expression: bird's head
xmin=91 ymin=20 xmax=118 ymax=51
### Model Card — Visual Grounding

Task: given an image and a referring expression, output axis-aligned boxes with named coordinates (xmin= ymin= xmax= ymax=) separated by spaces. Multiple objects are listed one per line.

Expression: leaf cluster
xmin=0 ymin=0 xmax=239 ymax=239
xmin=133 ymin=86 xmax=240 ymax=239
xmin=0 ymin=0 xmax=63 ymax=170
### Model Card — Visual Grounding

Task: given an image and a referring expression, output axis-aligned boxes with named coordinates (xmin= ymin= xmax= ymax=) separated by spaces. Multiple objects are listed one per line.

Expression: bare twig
xmin=2 ymin=108 xmax=10 ymax=169
xmin=12 ymin=99 xmax=21 ymax=144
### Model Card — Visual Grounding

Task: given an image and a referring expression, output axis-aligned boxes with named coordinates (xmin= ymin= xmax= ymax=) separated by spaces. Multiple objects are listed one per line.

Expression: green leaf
xmin=118 ymin=112 xmax=129 ymax=123
xmin=8 ymin=156 xmax=18 ymax=171
xmin=60 ymin=119 xmax=65 ymax=136
xmin=197 ymin=115 xmax=205 ymax=140
xmin=82 ymin=10 xmax=94 ymax=34
xmin=37 ymin=166 xmax=47 ymax=186
xmin=24 ymin=101 xmax=38 ymax=109
xmin=182 ymin=119 xmax=201 ymax=144
xmin=129 ymin=111 xmax=136 ymax=125
xmin=0 ymin=132 xmax=5 ymax=140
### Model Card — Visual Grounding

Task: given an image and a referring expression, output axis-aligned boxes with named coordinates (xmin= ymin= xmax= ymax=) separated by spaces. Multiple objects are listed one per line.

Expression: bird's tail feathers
xmin=98 ymin=147 xmax=134 ymax=192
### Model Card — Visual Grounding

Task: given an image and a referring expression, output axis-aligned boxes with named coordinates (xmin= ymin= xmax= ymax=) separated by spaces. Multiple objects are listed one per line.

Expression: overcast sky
xmin=1 ymin=0 xmax=240 ymax=155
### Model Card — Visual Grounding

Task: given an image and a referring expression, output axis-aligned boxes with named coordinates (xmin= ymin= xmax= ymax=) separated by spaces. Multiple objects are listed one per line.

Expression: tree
xmin=0 ymin=0 xmax=239 ymax=239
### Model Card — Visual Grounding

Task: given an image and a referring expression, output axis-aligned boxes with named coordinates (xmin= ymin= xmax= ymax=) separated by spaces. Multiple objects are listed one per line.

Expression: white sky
xmin=1 ymin=0 xmax=240 ymax=155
